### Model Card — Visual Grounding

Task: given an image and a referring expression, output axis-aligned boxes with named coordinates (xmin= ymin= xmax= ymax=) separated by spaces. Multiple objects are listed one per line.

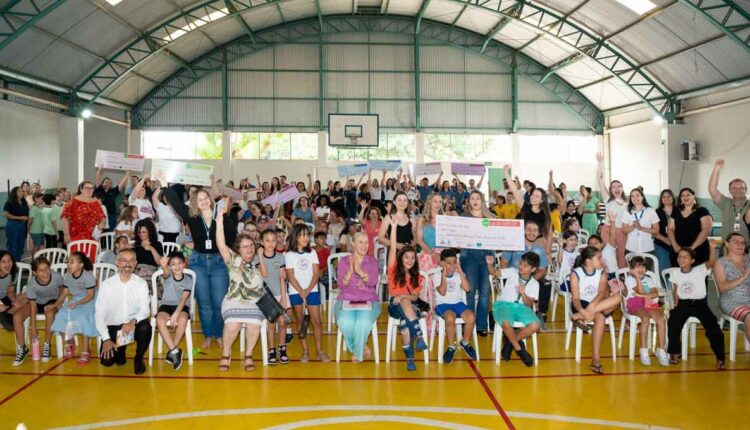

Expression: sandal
xmin=279 ymin=345 xmax=289 ymax=364
xmin=268 ymin=348 xmax=277 ymax=365
xmin=77 ymin=351 xmax=91 ymax=367
xmin=218 ymin=355 xmax=230 ymax=371
xmin=572 ymin=318 xmax=591 ymax=333
xmin=669 ymin=354 xmax=680 ymax=365
xmin=716 ymin=360 xmax=726 ymax=370
xmin=244 ymin=356 xmax=255 ymax=372
xmin=590 ymin=362 xmax=604 ymax=374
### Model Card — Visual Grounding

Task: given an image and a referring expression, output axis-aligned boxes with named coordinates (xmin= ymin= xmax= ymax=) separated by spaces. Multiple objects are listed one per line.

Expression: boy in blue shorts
xmin=434 ymin=249 xmax=478 ymax=363
xmin=488 ymin=251 xmax=541 ymax=367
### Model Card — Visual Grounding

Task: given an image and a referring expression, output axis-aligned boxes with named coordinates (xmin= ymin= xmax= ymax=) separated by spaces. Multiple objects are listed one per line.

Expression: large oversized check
xmin=435 ymin=215 xmax=524 ymax=251
xmin=368 ymin=159 xmax=401 ymax=171
xmin=451 ymin=162 xmax=486 ymax=176
xmin=218 ymin=183 xmax=245 ymax=201
xmin=151 ymin=159 xmax=214 ymax=186
xmin=337 ymin=163 xmax=370 ymax=177
xmin=261 ymin=185 xmax=301 ymax=207
xmin=410 ymin=162 xmax=442 ymax=176
xmin=95 ymin=150 xmax=145 ymax=171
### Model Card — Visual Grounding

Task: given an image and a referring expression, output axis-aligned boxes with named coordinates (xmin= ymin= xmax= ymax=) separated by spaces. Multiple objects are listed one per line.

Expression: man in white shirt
xmin=96 ymin=248 xmax=152 ymax=375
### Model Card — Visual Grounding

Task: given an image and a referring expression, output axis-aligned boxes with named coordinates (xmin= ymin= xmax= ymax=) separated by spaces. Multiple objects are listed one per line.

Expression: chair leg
xmin=385 ymin=318 xmax=393 ymax=363
xmin=56 ymin=334 xmax=63 ymax=359
xmin=336 ymin=328 xmax=343 ymax=363
xmin=564 ymin=295 xmax=571 ymax=330
xmin=239 ymin=325 xmax=246 ymax=353
xmin=575 ymin=328 xmax=582 ymax=363
xmin=531 ymin=332 xmax=538 ymax=366
xmin=681 ymin=324 xmax=689 ymax=361
xmin=609 ymin=319 xmax=617 ymax=362
xmin=437 ymin=319 xmax=445 ymax=364
xmin=419 ymin=319 xmax=429 ymax=364
xmin=473 ymin=326 xmax=480 ymax=362
xmin=148 ymin=325 xmax=155 ymax=367
xmin=689 ymin=322 xmax=697 ymax=349
xmin=565 ymin=321 xmax=573 ymax=351
xmin=372 ymin=323 xmax=380 ymax=364
xmin=618 ymin=317 xmax=625 ymax=350
xmin=186 ymin=325 xmax=193 ymax=365
xmin=629 ymin=318 xmax=637 ymax=361
xmin=158 ymin=333 xmax=163 ymax=354
xmin=729 ymin=320 xmax=738 ymax=362
xmin=261 ymin=320 xmax=269 ymax=366
xmin=551 ymin=292 xmax=558 ymax=322
xmin=429 ymin=319 xmax=437 ymax=353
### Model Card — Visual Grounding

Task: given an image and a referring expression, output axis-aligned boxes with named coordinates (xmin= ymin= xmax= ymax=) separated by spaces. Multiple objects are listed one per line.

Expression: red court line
xmin=468 ymin=360 xmax=516 ymax=429
xmin=0 ymin=359 xmax=67 ymax=407
xmin=482 ymin=367 xmax=750 ymax=381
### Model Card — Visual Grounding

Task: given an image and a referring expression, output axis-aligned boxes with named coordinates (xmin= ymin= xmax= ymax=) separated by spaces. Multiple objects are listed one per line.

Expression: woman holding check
xmin=334 ymin=232 xmax=381 ymax=363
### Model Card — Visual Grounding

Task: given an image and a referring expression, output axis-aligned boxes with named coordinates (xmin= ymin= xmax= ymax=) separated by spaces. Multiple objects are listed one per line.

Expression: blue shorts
xmin=493 ymin=301 xmax=540 ymax=327
xmin=435 ymin=302 xmax=471 ymax=318
xmin=289 ymin=291 xmax=321 ymax=306
xmin=31 ymin=233 xmax=44 ymax=246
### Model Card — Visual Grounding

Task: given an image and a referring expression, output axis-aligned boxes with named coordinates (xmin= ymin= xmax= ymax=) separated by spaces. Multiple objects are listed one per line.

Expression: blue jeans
xmin=5 ymin=220 xmax=26 ymax=262
xmin=653 ymin=244 xmax=672 ymax=275
xmin=461 ymin=254 xmax=491 ymax=331
xmin=189 ymin=252 xmax=229 ymax=339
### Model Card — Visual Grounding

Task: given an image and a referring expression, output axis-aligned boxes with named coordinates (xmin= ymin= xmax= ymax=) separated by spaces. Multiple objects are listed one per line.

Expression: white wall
xmin=0 ymin=99 xmax=61 ymax=189
xmin=607 ymin=120 xmax=666 ymax=197
xmin=84 ymin=118 xmax=129 ymax=185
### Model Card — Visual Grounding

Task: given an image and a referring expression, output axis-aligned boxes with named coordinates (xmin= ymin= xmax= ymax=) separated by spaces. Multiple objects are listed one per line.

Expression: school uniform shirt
xmin=370 ymin=187 xmax=383 ymax=202
xmin=497 ymin=268 xmax=540 ymax=303
xmin=671 ymin=265 xmax=708 ymax=300
xmin=29 ymin=205 xmax=44 ymax=235
xmin=261 ymin=251 xmax=286 ymax=296
xmin=621 ymin=207 xmax=659 ymax=252
xmin=624 ymin=274 xmax=657 ymax=301
xmin=383 ymin=189 xmax=397 ymax=202
xmin=42 ymin=206 xmax=58 ymax=236
xmin=602 ymin=244 xmax=618 ymax=274
xmin=571 ymin=267 xmax=603 ymax=302
xmin=161 ymin=273 xmax=193 ymax=306
xmin=128 ymin=195 xmax=154 ymax=220
xmin=315 ymin=206 xmax=330 ymax=219
xmin=285 ymin=250 xmax=319 ymax=295
xmin=0 ymin=272 xmax=15 ymax=300
xmin=433 ymin=272 xmax=464 ymax=306
xmin=27 ymin=272 xmax=64 ymax=304
xmin=95 ymin=274 xmax=150 ymax=341
xmin=560 ymin=248 xmax=579 ymax=275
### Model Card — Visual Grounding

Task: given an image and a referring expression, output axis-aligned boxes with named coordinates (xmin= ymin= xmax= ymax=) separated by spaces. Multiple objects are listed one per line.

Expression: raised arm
xmin=163 ymin=185 xmax=190 ymax=221
xmin=433 ymin=171 xmax=443 ymax=189
xmin=708 ymin=159 xmax=725 ymax=204
xmin=377 ymin=214 xmax=392 ymax=247
xmin=387 ymin=216 xmax=398 ymax=268
xmin=595 ymin=152 xmax=610 ymax=202
xmin=306 ymin=173 xmax=313 ymax=197
xmin=209 ymin=175 xmax=220 ymax=200
xmin=504 ymin=165 xmax=524 ymax=208
xmin=476 ymin=172 xmax=485 ymax=189
xmin=117 ymin=171 xmax=130 ymax=192
xmin=96 ymin=167 xmax=103 ymax=187
xmin=214 ymin=198 xmax=232 ymax=263
xmin=131 ymin=175 xmax=148 ymax=200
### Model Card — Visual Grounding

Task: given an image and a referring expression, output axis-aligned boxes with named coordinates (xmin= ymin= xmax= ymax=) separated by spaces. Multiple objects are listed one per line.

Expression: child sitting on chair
xmin=433 ymin=249 xmax=477 ymax=363
xmin=487 ymin=252 xmax=541 ymax=367
xmin=155 ymin=251 xmax=192 ymax=371
xmin=624 ymin=256 xmax=669 ymax=367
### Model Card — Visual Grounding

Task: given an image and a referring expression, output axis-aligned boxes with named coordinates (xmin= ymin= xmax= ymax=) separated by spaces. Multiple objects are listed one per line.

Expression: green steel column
xmin=511 ymin=52 xmax=519 ymax=133
xmin=414 ymin=32 xmax=421 ymax=132
xmin=316 ymin=0 xmax=325 ymax=131
xmin=222 ymin=49 xmax=228 ymax=130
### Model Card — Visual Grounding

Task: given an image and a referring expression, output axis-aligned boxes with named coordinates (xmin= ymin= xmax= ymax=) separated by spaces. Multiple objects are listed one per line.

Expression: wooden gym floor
xmin=0 ymin=307 xmax=747 ymax=430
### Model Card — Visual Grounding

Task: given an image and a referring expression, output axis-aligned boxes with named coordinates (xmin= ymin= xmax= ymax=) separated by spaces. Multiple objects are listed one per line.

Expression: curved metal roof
xmin=1 ymin=0 xmax=749 ymax=116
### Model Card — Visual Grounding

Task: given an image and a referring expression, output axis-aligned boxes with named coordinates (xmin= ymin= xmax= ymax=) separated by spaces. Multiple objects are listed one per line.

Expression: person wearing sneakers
xmin=624 ymin=256 xmax=669 ymax=367
xmin=12 ymin=256 xmax=63 ymax=365
xmin=386 ymin=216 xmax=427 ymax=371
xmin=50 ymin=252 xmax=98 ymax=367
xmin=155 ymin=252 xmax=193 ymax=371
xmin=96 ymin=248 xmax=152 ymax=375
xmin=487 ymin=252 xmax=541 ymax=367
xmin=258 ymin=229 xmax=289 ymax=365
xmin=432 ymin=249 xmax=478 ymax=364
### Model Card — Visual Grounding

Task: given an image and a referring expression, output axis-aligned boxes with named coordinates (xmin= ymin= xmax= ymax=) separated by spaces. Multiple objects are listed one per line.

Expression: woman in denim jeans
xmin=2 ymin=187 xmax=29 ymax=262
xmin=164 ymin=181 xmax=237 ymax=349
xmin=460 ymin=191 xmax=496 ymax=336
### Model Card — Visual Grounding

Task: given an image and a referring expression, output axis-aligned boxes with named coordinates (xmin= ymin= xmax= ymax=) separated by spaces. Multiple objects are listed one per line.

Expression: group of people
xmin=2 ymin=154 xmax=750 ymax=375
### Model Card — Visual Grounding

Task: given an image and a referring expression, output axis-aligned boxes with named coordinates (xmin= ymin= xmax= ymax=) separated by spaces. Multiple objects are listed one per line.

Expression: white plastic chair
xmin=625 ymin=252 xmax=661 ymax=287
xmin=384 ymin=271 xmax=431 ymax=365
xmin=577 ymin=229 xmax=590 ymax=246
xmin=100 ymin=232 xmax=115 ymax=251
xmin=550 ymin=268 xmax=571 ymax=329
xmin=50 ymin=263 xmax=67 ymax=276
xmin=336 ymin=320 xmax=380 ymax=363
xmin=613 ymin=269 xmax=659 ymax=360
xmin=148 ymin=268 xmax=197 ymax=367
xmin=492 ymin=320 xmax=539 ymax=366
xmin=373 ymin=241 xmax=388 ymax=299
xmin=564 ymin=292 xmax=617 ymax=363
xmin=67 ymin=240 xmax=100 ymax=261
xmin=161 ymin=242 xmax=180 ymax=256
xmin=34 ymin=248 xmax=68 ymax=265
xmin=326 ymin=252 xmax=349 ymax=333
xmin=239 ymin=319 xmax=270 ymax=366
xmin=713 ymin=278 xmax=750 ymax=361
xmin=93 ymin=263 xmax=118 ymax=286
xmin=426 ymin=267 xmax=480 ymax=363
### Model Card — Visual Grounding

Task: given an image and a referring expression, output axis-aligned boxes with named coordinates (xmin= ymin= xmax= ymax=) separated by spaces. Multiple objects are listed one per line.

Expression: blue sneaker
xmin=415 ymin=336 xmax=428 ymax=351
xmin=459 ymin=341 xmax=477 ymax=361
xmin=406 ymin=358 xmax=416 ymax=371
xmin=443 ymin=346 xmax=456 ymax=364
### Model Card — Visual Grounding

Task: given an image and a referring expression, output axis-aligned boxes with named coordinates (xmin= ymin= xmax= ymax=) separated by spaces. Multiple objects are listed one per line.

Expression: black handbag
xmin=256 ymin=287 xmax=285 ymax=322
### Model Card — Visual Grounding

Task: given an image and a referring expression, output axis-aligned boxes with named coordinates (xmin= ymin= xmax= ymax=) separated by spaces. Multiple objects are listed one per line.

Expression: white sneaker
xmin=639 ymin=348 xmax=651 ymax=366
xmin=655 ymin=348 xmax=670 ymax=366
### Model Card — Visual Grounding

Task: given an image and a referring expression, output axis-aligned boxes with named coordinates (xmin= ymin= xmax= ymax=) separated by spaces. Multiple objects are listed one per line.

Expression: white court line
xmin=260 ymin=415 xmax=487 ymax=430
xmin=48 ymin=405 xmax=680 ymax=430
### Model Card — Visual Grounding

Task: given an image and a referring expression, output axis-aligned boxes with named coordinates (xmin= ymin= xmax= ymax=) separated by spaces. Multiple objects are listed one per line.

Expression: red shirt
xmin=316 ymin=246 xmax=331 ymax=272
xmin=388 ymin=263 xmax=422 ymax=296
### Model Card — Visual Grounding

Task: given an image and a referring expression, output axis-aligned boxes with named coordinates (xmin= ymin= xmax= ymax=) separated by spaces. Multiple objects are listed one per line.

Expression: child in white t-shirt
xmin=667 ymin=245 xmax=724 ymax=368
xmin=624 ymin=256 xmax=668 ymax=366
xmin=432 ymin=249 xmax=477 ymax=364
xmin=558 ymin=230 xmax=580 ymax=284
xmin=487 ymin=252 xmax=541 ymax=367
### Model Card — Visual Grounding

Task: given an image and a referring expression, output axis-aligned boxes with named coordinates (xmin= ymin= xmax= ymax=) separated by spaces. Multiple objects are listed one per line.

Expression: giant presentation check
xmin=151 ymin=159 xmax=214 ymax=186
xmin=435 ymin=215 xmax=524 ymax=251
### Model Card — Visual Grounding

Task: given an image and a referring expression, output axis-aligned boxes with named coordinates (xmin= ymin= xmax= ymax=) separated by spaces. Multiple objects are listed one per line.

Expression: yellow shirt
xmin=495 ymin=203 xmax=520 ymax=219
xmin=550 ymin=208 xmax=562 ymax=233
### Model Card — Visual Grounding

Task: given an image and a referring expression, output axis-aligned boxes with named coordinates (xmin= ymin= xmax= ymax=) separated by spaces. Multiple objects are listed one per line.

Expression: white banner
xmin=95 ymin=150 xmax=145 ymax=172
xmin=337 ymin=163 xmax=370 ymax=177
xmin=151 ymin=159 xmax=214 ymax=186
xmin=410 ymin=162 xmax=442 ymax=177
xmin=451 ymin=162 xmax=486 ymax=176
xmin=368 ymin=159 xmax=401 ymax=171
xmin=435 ymin=215 xmax=524 ymax=251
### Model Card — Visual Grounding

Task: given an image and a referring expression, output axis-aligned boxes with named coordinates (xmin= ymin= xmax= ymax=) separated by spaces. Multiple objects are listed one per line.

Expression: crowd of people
xmin=2 ymin=154 xmax=749 ymax=374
